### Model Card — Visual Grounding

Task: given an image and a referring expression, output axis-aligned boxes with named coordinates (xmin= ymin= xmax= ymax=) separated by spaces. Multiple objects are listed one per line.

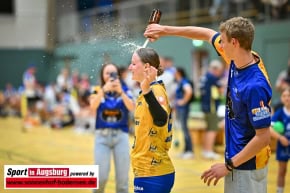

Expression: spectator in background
xmin=4 ymin=83 xmax=20 ymax=116
xmin=209 ymin=0 xmax=230 ymax=20
xmin=71 ymin=69 xmax=80 ymax=89
xmin=274 ymin=58 xmax=290 ymax=110
xmin=261 ymin=0 xmax=289 ymax=20
xmin=275 ymin=58 xmax=290 ymax=93
xmin=50 ymin=88 xmax=80 ymax=129
xmin=56 ymin=67 xmax=72 ymax=92
xmin=89 ymin=63 xmax=134 ymax=193
xmin=174 ymin=67 xmax=194 ymax=159
xmin=119 ymin=66 xmax=135 ymax=134
xmin=270 ymin=87 xmax=290 ymax=193
xmin=0 ymin=91 xmax=8 ymax=117
xmin=22 ymin=64 xmax=41 ymax=129
xmin=79 ymin=73 xmax=91 ymax=97
xmin=200 ymin=59 xmax=225 ymax=160
xmin=43 ymin=82 xmax=57 ymax=123
xmin=158 ymin=56 xmax=177 ymax=105
xmin=23 ymin=64 xmax=37 ymax=99
xmin=119 ymin=66 xmax=131 ymax=90
xmin=74 ymin=90 xmax=95 ymax=133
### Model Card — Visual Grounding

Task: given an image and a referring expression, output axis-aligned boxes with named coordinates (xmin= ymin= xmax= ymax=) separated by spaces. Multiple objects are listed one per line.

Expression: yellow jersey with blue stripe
xmin=131 ymin=81 xmax=174 ymax=177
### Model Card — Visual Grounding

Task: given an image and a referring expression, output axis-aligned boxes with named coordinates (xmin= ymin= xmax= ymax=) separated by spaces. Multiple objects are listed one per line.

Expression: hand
xmin=201 ymin=163 xmax=229 ymax=186
xmin=177 ymin=99 xmax=185 ymax=106
xmin=279 ymin=135 xmax=289 ymax=147
xmin=110 ymin=79 xmax=123 ymax=94
xmin=144 ymin=24 xmax=162 ymax=42
xmin=103 ymin=80 xmax=114 ymax=93
xmin=140 ymin=66 xmax=157 ymax=94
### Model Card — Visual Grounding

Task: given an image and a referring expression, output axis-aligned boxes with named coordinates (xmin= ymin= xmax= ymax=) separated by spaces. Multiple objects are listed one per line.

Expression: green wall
xmin=0 ymin=49 xmax=52 ymax=90
xmin=0 ymin=20 xmax=289 ymax=104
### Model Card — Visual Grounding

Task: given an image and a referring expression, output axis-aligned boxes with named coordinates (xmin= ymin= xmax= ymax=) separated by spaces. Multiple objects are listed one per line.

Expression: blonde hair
xmin=219 ymin=17 xmax=254 ymax=51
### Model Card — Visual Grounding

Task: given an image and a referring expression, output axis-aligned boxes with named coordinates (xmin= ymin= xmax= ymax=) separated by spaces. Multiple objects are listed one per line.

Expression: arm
xmin=144 ymin=24 xmax=217 ymax=43
xmin=231 ymin=127 xmax=271 ymax=167
xmin=89 ymin=89 xmax=104 ymax=110
xmin=177 ymin=84 xmax=192 ymax=106
xmin=141 ymin=66 xmax=168 ymax=126
xmin=144 ymin=90 xmax=168 ymax=127
xmin=111 ymin=79 xmax=135 ymax=111
xmin=270 ymin=126 xmax=289 ymax=146
xmin=120 ymin=91 xmax=135 ymax=111
xmin=201 ymin=127 xmax=271 ymax=186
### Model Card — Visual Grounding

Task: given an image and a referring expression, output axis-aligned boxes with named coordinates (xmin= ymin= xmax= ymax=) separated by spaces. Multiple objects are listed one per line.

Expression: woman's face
xmin=103 ymin=64 xmax=118 ymax=82
xmin=128 ymin=52 xmax=145 ymax=82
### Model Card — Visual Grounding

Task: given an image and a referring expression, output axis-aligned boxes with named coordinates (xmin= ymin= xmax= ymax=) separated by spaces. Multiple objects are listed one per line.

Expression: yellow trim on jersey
xmin=131 ymin=82 xmax=174 ymax=177
xmin=212 ymin=35 xmax=231 ymax=65
xmin=256 ymin=145 xmax=271 ymax=169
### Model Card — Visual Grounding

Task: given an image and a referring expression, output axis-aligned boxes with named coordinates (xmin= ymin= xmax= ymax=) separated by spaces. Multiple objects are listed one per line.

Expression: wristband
xmin=225 ymin=163 xmax=233 ymax=171
xmin=226 ymin=158 xmax=235 ymax=170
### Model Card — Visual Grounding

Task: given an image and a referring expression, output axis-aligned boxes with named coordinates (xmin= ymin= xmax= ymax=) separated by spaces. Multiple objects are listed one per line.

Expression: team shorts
xmin=134 ymin=172 xmax=175 ymax=193
xmin=224 ymin=166 xmax=268 ymax=193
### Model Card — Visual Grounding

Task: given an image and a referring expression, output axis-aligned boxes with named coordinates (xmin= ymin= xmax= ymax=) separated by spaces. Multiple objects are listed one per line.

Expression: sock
xmin=277 ymin=186 xmax=284 ymax=193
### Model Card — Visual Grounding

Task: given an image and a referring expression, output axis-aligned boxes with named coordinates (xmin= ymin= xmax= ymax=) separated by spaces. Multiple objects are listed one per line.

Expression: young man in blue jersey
xmin=144 ymin=17 xmax=272 ymax=193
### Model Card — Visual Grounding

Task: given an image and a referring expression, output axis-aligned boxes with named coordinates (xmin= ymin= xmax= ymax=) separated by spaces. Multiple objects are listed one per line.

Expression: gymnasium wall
xmin=0 ymin=19 xmax=289 ymax=103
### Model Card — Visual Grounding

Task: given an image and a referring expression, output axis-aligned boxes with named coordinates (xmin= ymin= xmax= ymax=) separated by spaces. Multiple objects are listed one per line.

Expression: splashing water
xmin=121 ymin=42 xmax=143 ymax=53
xmin=142 ymin=39 xmax=149 ymax=48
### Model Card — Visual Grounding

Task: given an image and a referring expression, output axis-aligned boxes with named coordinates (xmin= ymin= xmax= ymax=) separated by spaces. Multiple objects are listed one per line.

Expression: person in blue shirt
xmin=200 ymin=59 xmax=225 ymax=160
xmin=174 ymin=67 xmax=194 ymax=159
xmin=144 ymin=16 xmax=272 ymax=193
xmin=270 ymin=87 xmax=290 ymax=193
xmin=89 ymin=63 xmax=135 ymax=193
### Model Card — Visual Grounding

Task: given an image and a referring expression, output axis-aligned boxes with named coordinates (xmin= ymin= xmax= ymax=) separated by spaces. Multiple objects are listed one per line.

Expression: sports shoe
xmin=179 ymin=151 xmax=194 ymax=160
xmin=202 ymin=151 xmax=221 ymax=160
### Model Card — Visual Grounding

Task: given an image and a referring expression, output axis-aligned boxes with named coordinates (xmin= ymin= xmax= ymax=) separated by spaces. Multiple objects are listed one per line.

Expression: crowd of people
xmin=0 ymin=65 xmax=95 ymax=132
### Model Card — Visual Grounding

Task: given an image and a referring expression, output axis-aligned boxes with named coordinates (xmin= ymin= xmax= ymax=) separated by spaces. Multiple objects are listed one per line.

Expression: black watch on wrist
xmin=226 ymin=158 xmax=235 ymax=170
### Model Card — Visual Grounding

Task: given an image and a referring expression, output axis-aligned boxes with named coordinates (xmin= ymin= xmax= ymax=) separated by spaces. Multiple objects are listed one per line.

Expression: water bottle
xmin=148 ymin=9 xmax=162 ymax=24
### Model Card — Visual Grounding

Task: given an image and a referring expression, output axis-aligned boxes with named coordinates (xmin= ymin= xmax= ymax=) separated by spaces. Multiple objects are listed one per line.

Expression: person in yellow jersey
xmin=128 ymin=48 xmax=175 ymax=193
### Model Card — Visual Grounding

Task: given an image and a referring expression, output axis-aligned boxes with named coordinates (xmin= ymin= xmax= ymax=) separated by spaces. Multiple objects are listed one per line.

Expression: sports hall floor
xmin=0 ymin=117 xmax=289 ymax=193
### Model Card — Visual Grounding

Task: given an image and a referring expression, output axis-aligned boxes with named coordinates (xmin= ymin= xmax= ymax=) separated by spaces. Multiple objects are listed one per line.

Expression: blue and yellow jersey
xmin=92 ymin=85 xmax=132 ymax=133
xmin=212 ymin=33 xmax=272 ymax=170
xmin=131 ymin=81 xmax=174 ymax=177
